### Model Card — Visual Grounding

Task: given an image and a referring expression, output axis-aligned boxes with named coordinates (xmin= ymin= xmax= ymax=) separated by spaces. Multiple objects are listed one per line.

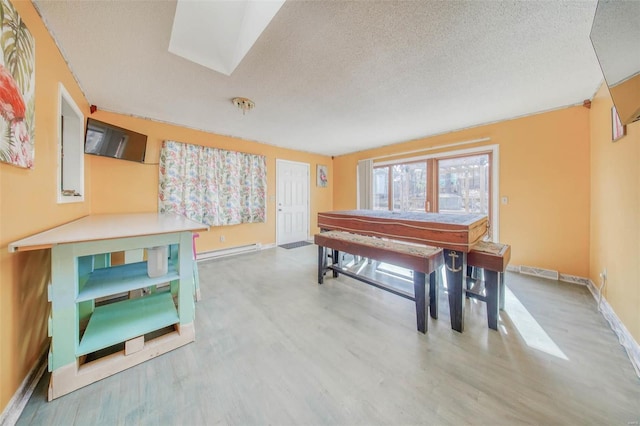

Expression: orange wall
xmin=589 ymin=83 xmax=640 ymax=342
xmin=334 ymin=106 xmax=591 ymax=277
xmin=88 ymin=110 xmax=333 ymax=253
xmin=0 ymin=0 xmax=91 ymax=413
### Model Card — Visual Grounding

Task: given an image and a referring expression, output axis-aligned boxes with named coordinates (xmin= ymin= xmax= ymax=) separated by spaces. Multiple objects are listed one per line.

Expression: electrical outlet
xmin=600 ymin=268 xmax=607 ymax=280
xmin=220 ymin=235 xmax=225 ymax=242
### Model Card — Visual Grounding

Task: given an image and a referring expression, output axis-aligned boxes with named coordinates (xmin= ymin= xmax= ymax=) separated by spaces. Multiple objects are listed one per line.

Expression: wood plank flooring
xmin=17 ymin=244 xmax=640 ymax=425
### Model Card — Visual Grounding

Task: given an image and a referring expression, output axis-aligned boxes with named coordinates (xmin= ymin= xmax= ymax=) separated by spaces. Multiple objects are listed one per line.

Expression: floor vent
xmin=559 ymin=274 xmax=591 ymax=286
xmin=198 ymin=243 xmax=261 ymax=261
xmin=519 ymin=265 xmax=559 ymax=280
xmin=506 ymin=264 xmax=519 ymax=273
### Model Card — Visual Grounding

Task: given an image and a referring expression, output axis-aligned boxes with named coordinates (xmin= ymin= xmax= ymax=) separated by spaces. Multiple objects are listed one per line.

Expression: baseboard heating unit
xmin=518 ymin=265 xmax=560 ymax=280
xmin=197 ymin=243 xmax=263 ymax=261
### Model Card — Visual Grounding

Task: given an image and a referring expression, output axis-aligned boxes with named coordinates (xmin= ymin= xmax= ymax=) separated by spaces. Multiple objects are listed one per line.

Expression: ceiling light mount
xmin=232 ymin=97 xmax=255 ymax=115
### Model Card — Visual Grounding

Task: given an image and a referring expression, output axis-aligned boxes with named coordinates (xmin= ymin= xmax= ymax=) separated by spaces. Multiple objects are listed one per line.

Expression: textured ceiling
xmin=33 ymin=0 xmax=603 ymax=157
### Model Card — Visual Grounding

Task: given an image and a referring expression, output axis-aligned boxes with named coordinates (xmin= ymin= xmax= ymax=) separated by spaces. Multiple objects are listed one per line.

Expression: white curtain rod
xmin=367 ymin=137 xmax=491 ymax=161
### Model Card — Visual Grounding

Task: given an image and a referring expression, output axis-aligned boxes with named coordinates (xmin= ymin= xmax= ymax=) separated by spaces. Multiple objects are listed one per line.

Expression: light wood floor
xmin=18 ymin=244 xmax=640 ymax=425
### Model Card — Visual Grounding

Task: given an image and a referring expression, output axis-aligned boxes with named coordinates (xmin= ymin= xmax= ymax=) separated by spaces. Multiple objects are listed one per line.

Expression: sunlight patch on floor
xmin=355 ymin=260 xmax=368 ymax=275
xmin=375 ymin=262 xmax=413 ymax=281
xmin=341 ymin=256 xmax=372 ymax=276
xmin=504 ymin=286 xmax=569 ymax=360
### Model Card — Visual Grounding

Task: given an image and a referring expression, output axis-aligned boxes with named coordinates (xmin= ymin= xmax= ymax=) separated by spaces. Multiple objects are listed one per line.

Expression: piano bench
xmin=466 ymin=241 xmax=511 ymax=330
xmin=314 ymin=231 xmax=443 ymax=333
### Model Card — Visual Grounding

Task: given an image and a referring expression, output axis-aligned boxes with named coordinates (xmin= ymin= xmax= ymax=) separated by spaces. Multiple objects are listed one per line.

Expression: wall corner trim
xmin=0 ymin=345 xmax=48 ymax=426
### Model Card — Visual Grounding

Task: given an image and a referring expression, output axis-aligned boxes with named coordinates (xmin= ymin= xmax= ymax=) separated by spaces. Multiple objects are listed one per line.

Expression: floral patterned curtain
xmin=158 ymin=140 xmax=266 ymax=226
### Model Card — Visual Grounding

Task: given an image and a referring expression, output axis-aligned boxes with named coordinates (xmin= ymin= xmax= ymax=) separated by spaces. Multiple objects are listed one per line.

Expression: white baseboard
xmin=507 ymin=264 xmax=640 ymax=379
xmin=506 ymin=264 xmax=519 ymax=273
xmin=0 ymin=345 xmax=48 ymax=426
xmin=518 ymin=265 xmax=559 ymax=280
xmin=586 ymin=280 xmax=640 ymax=378
xmin=558 ymin=273 xmax=591 ymax=286
xmin=507 ymin=265 xmax=591 ymax=286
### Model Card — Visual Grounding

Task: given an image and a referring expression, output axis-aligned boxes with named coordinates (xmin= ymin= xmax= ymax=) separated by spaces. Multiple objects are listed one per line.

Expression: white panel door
xmin=276 ymin=160 xmax=309 ymax=245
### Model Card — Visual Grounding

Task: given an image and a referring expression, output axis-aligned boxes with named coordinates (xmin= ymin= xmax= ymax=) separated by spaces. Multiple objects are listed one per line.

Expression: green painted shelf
xmin=77 ymin=292 xmax=179 ymax=357
xmin=77 ymin=261 xmax=179 ymax=302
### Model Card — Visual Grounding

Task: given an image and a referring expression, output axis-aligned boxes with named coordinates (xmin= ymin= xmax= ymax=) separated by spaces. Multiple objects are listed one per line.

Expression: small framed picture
xmin=612 ymin=106 xmax=627 ymax=142
xmin=317 ymin=164 xmax=328 ymax=187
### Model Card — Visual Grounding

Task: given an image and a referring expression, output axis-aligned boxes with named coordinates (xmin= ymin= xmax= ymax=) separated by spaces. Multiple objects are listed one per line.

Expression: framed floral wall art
xmin=0 ymin=0 xmax=35 ymax=169
xmin=317 ymin=164 xmax=328 ymax=187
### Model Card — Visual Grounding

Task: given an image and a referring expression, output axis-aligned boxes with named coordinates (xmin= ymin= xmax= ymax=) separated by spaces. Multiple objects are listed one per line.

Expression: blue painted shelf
xmin=77 ymin=292 xmax=179 ymax=356
xmin=77 ymin=261 xmax=179 ymax=302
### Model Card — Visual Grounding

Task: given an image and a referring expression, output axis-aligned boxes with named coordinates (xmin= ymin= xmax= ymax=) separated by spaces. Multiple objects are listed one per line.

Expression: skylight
xmin=169 ymin=0 xmax=286 ymax=76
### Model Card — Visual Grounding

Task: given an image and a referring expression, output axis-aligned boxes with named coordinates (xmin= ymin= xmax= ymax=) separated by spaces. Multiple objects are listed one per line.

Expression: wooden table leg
xmin=413 ymin=271 xmax=427 ymax=333
xmin=485 ymin=269 xmax=499 ymax=330
xmin=318 ymin=245 xmax=325 ymax=284
xmin=429 ymin=268 xmax=439 ymax=319
xmin=444 ymin=249 xmax=466 ymax=333
xmin=332 ymin=249 xmax=340 ymax=278
xmin=499 ymin=272 xmax=506 ymax=311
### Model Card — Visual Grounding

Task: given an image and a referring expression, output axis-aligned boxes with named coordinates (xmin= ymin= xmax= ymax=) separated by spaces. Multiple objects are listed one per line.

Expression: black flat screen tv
xmin=84 ymin=118 xmax=148 ymax=163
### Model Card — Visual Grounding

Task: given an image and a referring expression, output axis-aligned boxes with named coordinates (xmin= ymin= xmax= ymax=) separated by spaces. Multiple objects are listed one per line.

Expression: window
xmin=57 ymin=83 xmax=85 ymax=203
xmin=373 ymin=166 xmax=389 ymax=210
xmin=372 ymin=146 xmax=498 ymax=240
xmin=374 ymin=162 xmax=427 ymax=212
xmin=437 ymin=154 xmax=490 ymax=216
xmin=392 ymin=162 xmax=427 ymax=212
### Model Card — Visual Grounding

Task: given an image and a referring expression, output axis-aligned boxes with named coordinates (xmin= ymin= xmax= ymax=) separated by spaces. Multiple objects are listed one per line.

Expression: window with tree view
xmin=373 ymin=166 xmax=389 ymax=210
xmin=438 ymin=154 xmax=489 ymax=216
xmin=374 ymin=162 xmax=427 ymax=212
xmin=373 ymin=152 xmax=491 ymax=220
